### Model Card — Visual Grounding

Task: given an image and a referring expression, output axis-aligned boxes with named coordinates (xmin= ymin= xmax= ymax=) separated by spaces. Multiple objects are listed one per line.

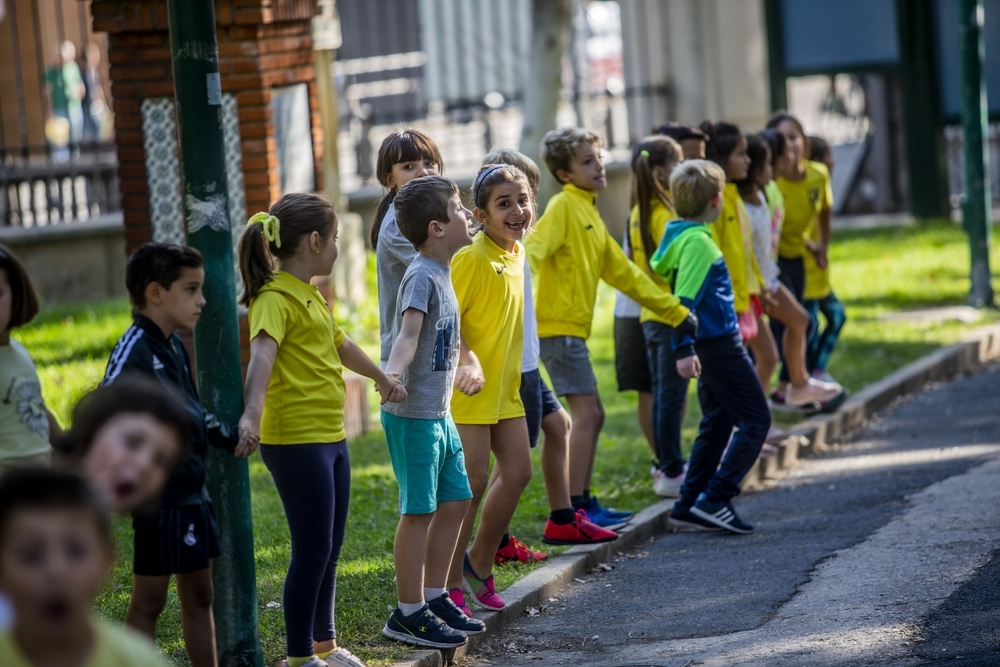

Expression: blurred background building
xmin=0 ymin=0 xmax=998 ymax=302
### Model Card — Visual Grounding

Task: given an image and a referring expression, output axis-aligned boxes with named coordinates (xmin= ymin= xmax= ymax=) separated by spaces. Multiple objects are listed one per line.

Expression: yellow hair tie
xmin=248 ymin=212 xmax=281 ymax=248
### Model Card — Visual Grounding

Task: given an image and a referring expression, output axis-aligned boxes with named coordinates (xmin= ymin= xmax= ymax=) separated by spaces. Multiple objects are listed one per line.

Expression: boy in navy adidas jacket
xmin=102 ymin=242 xmax=250 ymax=667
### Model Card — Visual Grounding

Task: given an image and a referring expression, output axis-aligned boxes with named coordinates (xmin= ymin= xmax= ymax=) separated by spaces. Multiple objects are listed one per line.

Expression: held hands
xmin=235 ymin=411 xmax=260 ymax=458
xmin=760 ymin=290 xmax=779 ymax=312
xmin=454 ymin=362 xmax=485 ymax=396
xmin=806 ymin=240 xmax=828 ymax=269
xmin=377 ymin=373 xmax=407 ymax=405
xmin=676 ymin=354 xmax=702 ymax=379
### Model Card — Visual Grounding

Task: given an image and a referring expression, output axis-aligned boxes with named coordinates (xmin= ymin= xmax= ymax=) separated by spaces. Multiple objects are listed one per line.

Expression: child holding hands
xmin=651 ymin=160 xmax=771 ymax=534
xmin=381 ymin=176 xmax=485 ymax=649
xmin=239 ymin=193 xmax=403 ymax=667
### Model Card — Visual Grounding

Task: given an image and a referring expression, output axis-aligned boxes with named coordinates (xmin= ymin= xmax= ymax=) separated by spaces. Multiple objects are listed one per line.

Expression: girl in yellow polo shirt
xmin=446 ymin=165 xmax=535 ymax=612
xmin=237 ymin=193 xmax=404 ymax=667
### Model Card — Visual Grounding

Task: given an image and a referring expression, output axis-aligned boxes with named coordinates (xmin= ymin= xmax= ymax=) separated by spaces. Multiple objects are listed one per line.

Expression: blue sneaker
xmin=382 ymin=604 xmax=468 ymax=648
xmin=586 ymin=496 xmax=633 ymax=522
xmin=578 ymin=500 xmax=627 ymax=531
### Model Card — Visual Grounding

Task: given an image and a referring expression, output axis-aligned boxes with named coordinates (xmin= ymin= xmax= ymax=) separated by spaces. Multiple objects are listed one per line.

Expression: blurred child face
xmin=754 ymin=146 xmax=773 ymax=188
xmin=559 ymin=143 xmax=606 ymax=191
xmin=0 ymin=268 xmax=11 ymax=342
xmin=476 ymin=181 xmax=533 ymax=252
xmin=438 ymin=194 xmax=474 ymax=253
xmin=0 ymin=508 xmax=112 ymax=640
xmin=82 ymin=413 xmax=181 ymax=513
xmin=772 ymin=143 xmax=792 ymax=180
xmin=723 ymin=135 xmax=750 ymax=182
xmin=386 ymin=157 xmax=439 ymax=191
xmin=777 ymin=120 xmax=806 ymax=169
xmin=146 ymin=266 xmax=205 ymax=333
xmin=680 ymin=138 xmax=706 ymax=160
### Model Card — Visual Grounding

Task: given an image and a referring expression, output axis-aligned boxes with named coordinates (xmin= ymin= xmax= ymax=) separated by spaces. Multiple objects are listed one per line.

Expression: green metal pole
xmin=166 ymin=2 xmax=263 ymax=665
xmin=959 ymin=0 xmax=995 ymax=307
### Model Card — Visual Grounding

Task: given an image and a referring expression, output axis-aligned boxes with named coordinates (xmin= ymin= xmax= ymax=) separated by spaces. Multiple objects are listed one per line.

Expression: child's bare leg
xmin=540 ymin=408 xmax=572 ymax=511
xmin=766 ymin=283 xmax=811 ymax=387
xmin=467 ymin=418 xmax=533 ymax=576
xmin=126 ymin=574 xmax=169 ymax=639
xmin=395 ymin=513 xmax=434 ymax=604
xmin=447 ymin=424 xmax=491 ymax=589
xmin=565 ymin=392 xmax=605 ymax=496
xmin=638 ymin=391 xmax=655 ymax=457
xmin=748 ymin=315 xmax=779 ymax=391
xmin=176 ymin=568 xmax=218 ymax=667
xmin=425 ymin=499 xmax=471 ymax=589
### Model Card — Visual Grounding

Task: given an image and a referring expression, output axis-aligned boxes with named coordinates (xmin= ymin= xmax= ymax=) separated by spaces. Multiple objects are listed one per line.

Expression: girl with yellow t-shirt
xmin=766 ymin=113 xmax=845 ymax=408
xmin=238 ymin=193 xmax=404 ymax=667
xmin=446 ymin=165 xmax=535 ymax=614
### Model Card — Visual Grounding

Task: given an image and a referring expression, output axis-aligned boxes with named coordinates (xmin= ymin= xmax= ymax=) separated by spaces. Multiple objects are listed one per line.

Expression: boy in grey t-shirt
xmin=380 ymin=176 xmax=486 ymax=648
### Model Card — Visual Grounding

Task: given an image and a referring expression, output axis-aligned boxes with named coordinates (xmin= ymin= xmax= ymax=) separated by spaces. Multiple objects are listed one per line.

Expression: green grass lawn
xmin=17 ymin=220 xmax=1000 ymax=666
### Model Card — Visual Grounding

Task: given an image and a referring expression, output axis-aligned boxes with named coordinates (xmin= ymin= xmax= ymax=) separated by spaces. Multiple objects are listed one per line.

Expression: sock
xmin=424 ymin=587 xmax=446 ymax=600
xmin=398 ymin=600 xmax=424 ymax=616
xmin=571 ymin=495 xmax=587 ymax=510
xmin=550 ymin=507 xmax=576 ymax=525
xmin=286 ymin=657 xmax=316 ymax=667
xmin=498 ymin=533 xmax=511 ymax=549
xmin=316 ymin=650 xmax=333 ymax=660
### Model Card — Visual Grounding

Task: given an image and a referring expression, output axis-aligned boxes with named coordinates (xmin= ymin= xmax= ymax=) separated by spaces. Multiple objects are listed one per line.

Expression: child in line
xmin=805 ymin=136 xmax=847 ymax=384
xmin=651 ymin=160 xmax=771 ymax=534
xmin=766 ymin=112 xmax=839 ymax=405
xmin=628 ymin=135 xmax=689 ymax=498
xmin=101 ymin=242 xmax=252 ymax=667
xmin=654 ymin=122 xmax=708 ymax=160
xmin=55 ymin=376 xmax=191 ymax=513
xmin=447 ymin=165 xmax=535 ymax=613
xmin=0 ymin=467 xmax=173 ymax=667
xmin=381 ymin=176 xmax=483 ymax=648
xmin=239 ymin=193 xmax=403 ymax=667
xmin=0 ymin=243 xmax=60 ymax=472
xmin=525 ymin=127 xmax=697 ymax=529
xmin=737 ymin=135 xmax=841 ymax=407
xmin=481 ymin=149 xmax=615 ymax=567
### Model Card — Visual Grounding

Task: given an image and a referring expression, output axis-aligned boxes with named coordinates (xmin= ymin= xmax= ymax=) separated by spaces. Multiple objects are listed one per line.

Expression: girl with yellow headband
xmin=237 ymin=193 xmax=405 ymax=667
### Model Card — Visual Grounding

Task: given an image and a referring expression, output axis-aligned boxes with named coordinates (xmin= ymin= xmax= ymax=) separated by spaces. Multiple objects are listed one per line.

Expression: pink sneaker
xmin=448 ymin=587 xmax=472 ymax=617
xmin=462 ymin=552 xmax=505 ymax=610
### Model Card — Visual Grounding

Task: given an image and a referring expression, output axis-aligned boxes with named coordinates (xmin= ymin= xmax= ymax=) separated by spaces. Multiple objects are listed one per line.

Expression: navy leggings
xmin=260 ymin=441 xmax=351 ymax=657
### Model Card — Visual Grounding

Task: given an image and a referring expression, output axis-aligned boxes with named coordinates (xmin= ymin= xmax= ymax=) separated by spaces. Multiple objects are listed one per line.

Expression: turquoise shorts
xmin=381 ymin=412 xmax=472 ymax=515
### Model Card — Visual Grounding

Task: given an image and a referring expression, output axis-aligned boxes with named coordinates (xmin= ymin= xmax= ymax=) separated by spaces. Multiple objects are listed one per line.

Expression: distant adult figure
xmin=81 ymin=43 xmax=106 ymax=143
xmin=43 ymin=41 xmax=85 ymax=159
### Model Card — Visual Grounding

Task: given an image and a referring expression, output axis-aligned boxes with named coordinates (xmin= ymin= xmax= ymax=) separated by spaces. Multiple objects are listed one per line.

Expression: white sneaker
xmin=811 ymin=369 xmax=838 ymax=384
xmin=786 ymin=377 xmax=842 ymax=407
xmin=652 ymin=465 xmax=685 ymax=498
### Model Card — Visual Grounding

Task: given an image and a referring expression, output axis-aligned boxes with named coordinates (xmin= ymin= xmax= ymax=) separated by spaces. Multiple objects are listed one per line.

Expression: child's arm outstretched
xmin=339 ymin=337 xmax=406 ymax=405
xmin=237 ymin=333 xmax=277 ymax=455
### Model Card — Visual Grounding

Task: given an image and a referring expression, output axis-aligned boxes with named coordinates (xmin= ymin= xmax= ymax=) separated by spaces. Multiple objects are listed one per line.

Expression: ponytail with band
xmin=248 ymin=212 xmax=281 ymax=248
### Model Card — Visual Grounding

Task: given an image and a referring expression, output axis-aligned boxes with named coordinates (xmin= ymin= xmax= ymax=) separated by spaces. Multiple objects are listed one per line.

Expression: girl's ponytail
xmin=239 ymin=193 xmax=335 ymax=306
xmin=370 ymin=190 xmax=396 ymax=250
xmin=238 ymin=218 xmax=273 ymax=307
xmin=630 ymin=136 xmax=682 ymax=261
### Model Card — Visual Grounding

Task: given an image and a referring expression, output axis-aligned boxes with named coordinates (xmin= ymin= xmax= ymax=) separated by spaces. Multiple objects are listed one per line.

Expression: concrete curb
xmin=388 ymin=323 xmax=1000 ymax=667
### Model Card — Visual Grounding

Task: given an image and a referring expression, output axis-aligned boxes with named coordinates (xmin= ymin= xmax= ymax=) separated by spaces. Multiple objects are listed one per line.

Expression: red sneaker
xmin=495 ymin=534 xmax=548 ymax=564
xmin=541 ymin=510 xmax=619 ymax=545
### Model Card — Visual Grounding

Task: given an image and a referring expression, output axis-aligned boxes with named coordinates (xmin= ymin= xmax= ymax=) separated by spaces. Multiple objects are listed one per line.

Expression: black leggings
xmin=260 ymin=441 xmax=351 ymax=657
xmin=769 ymin=255 xmax=809 ymax=383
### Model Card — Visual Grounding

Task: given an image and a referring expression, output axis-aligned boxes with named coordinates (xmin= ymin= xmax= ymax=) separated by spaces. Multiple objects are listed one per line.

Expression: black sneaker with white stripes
xmin=690 ymin=493 xmax=753 ymax=534
xmin=668 ymin=504 xmax=724 ymax=532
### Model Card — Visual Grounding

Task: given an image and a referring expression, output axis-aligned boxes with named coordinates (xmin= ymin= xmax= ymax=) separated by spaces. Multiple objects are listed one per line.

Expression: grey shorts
xmin=539 ymin=335 xmax=598 ymax=396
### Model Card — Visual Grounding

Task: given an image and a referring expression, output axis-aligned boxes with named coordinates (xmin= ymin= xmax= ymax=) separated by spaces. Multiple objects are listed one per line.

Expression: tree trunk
xmin=520 ymin=0 xmax=571 ymax=207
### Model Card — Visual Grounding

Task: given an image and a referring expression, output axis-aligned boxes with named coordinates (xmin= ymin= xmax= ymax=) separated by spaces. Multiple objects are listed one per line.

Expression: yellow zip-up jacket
xmin=628 ymin=197 xmax=677 ymax=325
xmin=711 ymin=183 xmax=765 ymax=313
xmin=525 ymin=183 xmax=689 ymax=339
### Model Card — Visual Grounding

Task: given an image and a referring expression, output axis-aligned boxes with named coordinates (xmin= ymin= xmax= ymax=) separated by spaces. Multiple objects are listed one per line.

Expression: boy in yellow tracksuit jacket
xmin=525 ymin=127 xmax=697 ymax=528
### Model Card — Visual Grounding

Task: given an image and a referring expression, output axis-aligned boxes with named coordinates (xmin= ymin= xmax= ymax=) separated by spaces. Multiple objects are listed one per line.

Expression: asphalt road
xmin=470 ymin=365 xmax=1000 ymax=667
